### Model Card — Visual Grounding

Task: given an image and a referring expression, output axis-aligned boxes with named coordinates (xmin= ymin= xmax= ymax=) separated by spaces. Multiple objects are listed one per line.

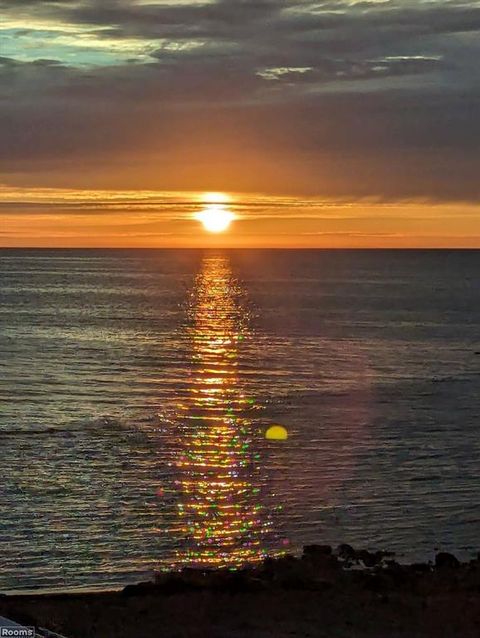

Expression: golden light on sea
xmin=172 ymin=254 xmax=274 ymax=569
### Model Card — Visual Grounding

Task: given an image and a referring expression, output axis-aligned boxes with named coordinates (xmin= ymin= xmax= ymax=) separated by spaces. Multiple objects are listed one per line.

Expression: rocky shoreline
xmin=1 ymin=545 xmax=479 ymax=637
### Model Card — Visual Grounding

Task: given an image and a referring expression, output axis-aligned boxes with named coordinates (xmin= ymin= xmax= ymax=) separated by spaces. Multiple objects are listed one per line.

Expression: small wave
xmin=0 ymin=417 xmax=137 ymax=438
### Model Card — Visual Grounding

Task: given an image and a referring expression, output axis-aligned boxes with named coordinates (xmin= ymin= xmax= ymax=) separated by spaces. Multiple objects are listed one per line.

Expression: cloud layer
xmin=1 ymin=0 xmax=480 ymax=201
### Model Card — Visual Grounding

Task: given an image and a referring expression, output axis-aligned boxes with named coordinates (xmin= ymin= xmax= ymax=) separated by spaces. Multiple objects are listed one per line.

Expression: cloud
xmin=0 ymin=1 xmax=479 ymax=200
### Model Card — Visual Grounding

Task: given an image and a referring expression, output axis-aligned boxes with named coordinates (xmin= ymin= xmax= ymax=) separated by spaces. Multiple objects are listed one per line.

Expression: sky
xmin=1 ymin=0 xmax=479 ymax=247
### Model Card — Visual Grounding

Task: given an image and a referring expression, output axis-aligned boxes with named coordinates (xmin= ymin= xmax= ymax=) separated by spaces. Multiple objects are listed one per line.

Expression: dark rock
xmin=303 ymin=544 xmax=332 ymax=557
xmin=280 ymin=577 xmax=332 ymax=592
xmin=234 ymin=577 xmax=262 ymax=594
xmin=260 ymin=554 xmax=318 ymax=588
xmin=384 ymin=559 xmax=401 ymax=569
xmin=435 ymin=552 xmax=460 ymax=569
xmin=363 ymin=573 xmax=389 ymax=593
xmin=383 ymin=562 xmax=410 ymax=587
xmin=180 ymin=567 xmax=216 ymax=589
xmin=410 ymin=563 xmax=432 ymax=573
xmin=337 ymin=543 xmax=356 ymax=560
xmin=302 ymin=546 xmax=340 ymax=574
xmin=160 ymin=573 xmax=211 ymax=594
xmin=262 ymin=554 xmax=297 ymax=578
xmin=261 ymin=556 xmax=276 ymax=578
xmin=216 ymin=572 xmax=264 ymax=594
xmin=356 ymin=550 xmax=382 ymax=568
xmin=122 ymin=581 xmax=156 ymax=597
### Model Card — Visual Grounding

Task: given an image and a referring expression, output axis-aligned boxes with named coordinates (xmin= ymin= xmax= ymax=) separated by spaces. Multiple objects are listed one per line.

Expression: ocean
xmin=0 ymin=249 xmax=479 ymax=591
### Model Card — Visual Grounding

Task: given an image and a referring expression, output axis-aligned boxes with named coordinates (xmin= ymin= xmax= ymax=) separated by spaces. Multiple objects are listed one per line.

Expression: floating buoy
xmin=265 ymin=425 xmax=288 ymax=441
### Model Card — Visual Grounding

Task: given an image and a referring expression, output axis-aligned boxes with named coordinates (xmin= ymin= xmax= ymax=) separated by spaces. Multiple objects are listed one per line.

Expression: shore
xmin=1 ymin=546 xmax=479 ymax=638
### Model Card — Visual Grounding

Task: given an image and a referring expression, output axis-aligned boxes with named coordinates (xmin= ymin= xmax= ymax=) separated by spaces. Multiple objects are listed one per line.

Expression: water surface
xmin=1 ymin=249 xmax=479 ymax=590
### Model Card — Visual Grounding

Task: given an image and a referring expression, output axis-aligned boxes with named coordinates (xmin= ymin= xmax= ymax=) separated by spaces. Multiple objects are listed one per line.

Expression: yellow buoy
xmin=265 ymin=425 xmax=288 ymax=441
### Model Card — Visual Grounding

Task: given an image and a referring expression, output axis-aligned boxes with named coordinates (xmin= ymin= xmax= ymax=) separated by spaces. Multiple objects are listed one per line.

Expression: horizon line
xmin=1 ymin=246 xmax=479 ymax=251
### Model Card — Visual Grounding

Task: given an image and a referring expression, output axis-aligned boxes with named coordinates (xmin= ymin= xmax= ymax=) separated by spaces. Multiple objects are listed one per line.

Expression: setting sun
xmin=195 ymin=204 xmax=235 ymax=233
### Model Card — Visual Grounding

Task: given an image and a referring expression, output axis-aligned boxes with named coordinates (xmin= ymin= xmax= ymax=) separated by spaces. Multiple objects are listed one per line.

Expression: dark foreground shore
xmin=1 ymin=546 xmax=480 ymax=638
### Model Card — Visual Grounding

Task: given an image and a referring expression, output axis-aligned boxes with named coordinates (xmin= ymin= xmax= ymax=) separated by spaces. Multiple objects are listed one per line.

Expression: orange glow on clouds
xmin=0 ymin=185 xmax=479 ymax=248
xmin=201 ymin=192 xmax=232 ymax=204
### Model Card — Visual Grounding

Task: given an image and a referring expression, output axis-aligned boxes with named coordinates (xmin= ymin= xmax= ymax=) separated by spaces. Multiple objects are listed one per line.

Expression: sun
xmin=195 ymin=192 xmax=235 ymax=233
xmin=195 ymin=204 xmax=235 ymax=233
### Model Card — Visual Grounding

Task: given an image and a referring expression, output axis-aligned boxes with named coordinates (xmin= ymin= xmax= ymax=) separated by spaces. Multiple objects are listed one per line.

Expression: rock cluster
xmin=121 ymin=546 xmax=480 ymax=597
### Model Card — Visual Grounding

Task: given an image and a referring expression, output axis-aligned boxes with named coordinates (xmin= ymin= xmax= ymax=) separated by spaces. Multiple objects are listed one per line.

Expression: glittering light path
xmin=172 ymin=254 xmax=273 ymax=569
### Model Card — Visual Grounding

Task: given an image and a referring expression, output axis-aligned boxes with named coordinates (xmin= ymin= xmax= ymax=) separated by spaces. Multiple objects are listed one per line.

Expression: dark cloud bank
xmin=1 ymin=0 xmax=479 ymax=199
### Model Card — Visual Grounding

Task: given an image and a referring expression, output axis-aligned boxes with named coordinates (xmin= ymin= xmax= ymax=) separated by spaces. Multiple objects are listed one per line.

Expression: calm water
xmin=0 ymin=249 xmax=479 ymax=591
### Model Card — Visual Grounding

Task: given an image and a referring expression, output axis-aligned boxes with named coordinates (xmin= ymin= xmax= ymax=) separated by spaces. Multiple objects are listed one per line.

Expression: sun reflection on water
xmin=172 ymin=253 xmax=273 ymax=568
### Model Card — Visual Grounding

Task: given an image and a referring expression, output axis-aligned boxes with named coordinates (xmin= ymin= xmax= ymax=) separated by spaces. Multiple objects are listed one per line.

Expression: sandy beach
xmin=1 ymin=547 xmax=479 ymax=638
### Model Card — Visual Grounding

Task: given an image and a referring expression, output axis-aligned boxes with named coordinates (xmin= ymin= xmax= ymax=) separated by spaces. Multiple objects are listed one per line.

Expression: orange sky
xmin=1 ymin=186 xmax=479 ymax=248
